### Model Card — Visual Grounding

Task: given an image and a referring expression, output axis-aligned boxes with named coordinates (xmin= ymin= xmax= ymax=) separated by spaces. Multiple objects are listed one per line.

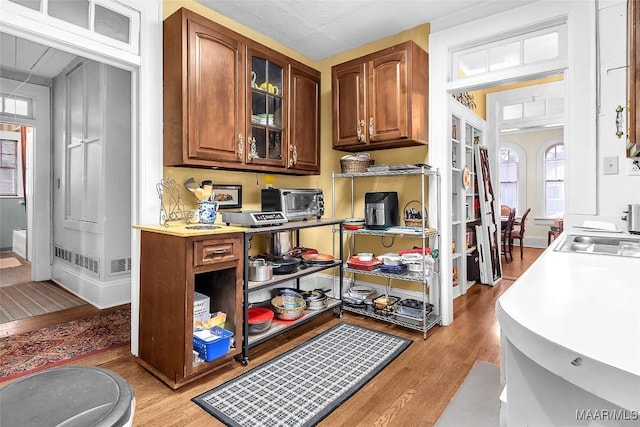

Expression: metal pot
xmin=248 ymin=259 xmax=278 ymax=282
xmin=266 ymin=231 xmax=295 ymax=256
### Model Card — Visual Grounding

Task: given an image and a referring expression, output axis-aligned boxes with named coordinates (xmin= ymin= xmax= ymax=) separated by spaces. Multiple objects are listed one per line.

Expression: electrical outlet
xmin=629 ymin=159 xmax=640 ymax=176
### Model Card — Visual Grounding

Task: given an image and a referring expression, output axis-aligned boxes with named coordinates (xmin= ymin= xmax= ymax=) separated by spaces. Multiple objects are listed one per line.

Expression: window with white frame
xmin=500 ymin=148 xmax=518 ymax=208
xmin=0 ymin=138 xmax=19 ymax=196
xmin=543 ymin=143 xmax=564 ymax=216
xmin=451 ymin=22 xmax=567 ymax=82
xmin=5 ymin=0 xmax=140 ymax=54
xmin=499 ymin=142 xmax=527 ymax=215
xmin=1 ymin=94 xmax=32 ymax=118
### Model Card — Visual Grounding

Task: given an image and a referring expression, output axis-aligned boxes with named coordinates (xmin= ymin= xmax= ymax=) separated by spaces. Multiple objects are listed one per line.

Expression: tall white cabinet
xmin=449 ymin=99 xmax=485 ymax=297
xmin=52 ymin=58 xmax=132 ymax=308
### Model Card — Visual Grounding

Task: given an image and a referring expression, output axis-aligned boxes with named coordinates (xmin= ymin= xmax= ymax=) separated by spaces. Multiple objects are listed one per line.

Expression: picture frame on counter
xmin=211 ymin=185 xmax=242 ymax=209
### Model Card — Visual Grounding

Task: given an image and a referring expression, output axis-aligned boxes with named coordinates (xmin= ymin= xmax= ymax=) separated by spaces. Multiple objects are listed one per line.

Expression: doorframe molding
xmin=0 ymin=0 xmax=163 ymax=355
xmin=0 ymin=78 xmax=51 ymax=281
xmin=429 ymin=1 xmax=597 ymax=325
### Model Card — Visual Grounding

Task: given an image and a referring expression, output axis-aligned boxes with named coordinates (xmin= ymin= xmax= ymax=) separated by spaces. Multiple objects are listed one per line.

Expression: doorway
xmin=429 ymin=1 xmax=597 ymax=325
xmin=0 ymin=125 xmax=31 ymax=285
xmin=0 ymin=34 xmax=132 ymax=315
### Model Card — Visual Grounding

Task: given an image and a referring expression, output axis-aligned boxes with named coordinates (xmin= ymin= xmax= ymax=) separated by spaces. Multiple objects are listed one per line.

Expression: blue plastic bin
xmin=193 ymin=326 xmax=233 ymax=362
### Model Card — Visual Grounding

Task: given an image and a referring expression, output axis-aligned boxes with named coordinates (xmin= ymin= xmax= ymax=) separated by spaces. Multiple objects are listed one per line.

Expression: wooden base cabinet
xmin=137 ymin=231 xmax=243 ymax=389
xmin=163 ymin=7 xmax=320 ymax=175
xmin=332 ymin=40 xmax=428 ymax=152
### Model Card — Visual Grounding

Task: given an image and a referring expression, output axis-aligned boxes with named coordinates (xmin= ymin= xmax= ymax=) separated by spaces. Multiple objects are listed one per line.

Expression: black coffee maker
xmin=364 ymin=192 xmax=399 ymax=230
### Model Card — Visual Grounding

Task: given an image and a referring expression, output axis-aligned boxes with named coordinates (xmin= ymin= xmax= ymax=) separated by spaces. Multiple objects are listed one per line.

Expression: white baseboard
xmin=52 ymin=262 xmax=131 ymax=308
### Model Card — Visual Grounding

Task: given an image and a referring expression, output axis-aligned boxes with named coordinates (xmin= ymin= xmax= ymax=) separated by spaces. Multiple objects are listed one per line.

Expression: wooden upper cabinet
xmin=164 ymin=9 xmax=245 ymax=167
xmin=332 ymin=40 xmax=429 ymax=152
xmin=332 ymin=63 xmax=367 ymax=149
xmin=288 ymin=64 xmax=321 ymax=172
xmin=163 ymin=8 xmax=321 ymax=175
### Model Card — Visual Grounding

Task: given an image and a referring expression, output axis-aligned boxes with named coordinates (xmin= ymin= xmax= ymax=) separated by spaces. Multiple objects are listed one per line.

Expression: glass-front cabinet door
xmin=247 ymin=51 xmax=287 ymax=168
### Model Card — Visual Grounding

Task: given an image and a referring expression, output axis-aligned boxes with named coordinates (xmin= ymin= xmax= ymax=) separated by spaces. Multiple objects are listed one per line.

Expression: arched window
xmin=500 ymin=148 xmax=518 ymax=209
xmin=499 ymin=141 xmax=526 ymax=215
xmin=543 ymin=143 xmax=564 ymax=216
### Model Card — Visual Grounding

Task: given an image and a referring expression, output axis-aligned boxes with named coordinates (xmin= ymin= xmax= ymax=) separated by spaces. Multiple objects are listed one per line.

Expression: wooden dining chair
xmin=510 ymin=207 xmax=531 ymax=259
xmin=501 ymin=207 xmax=516 ymax=262
xmin=500 ymin=205 xmax=512 ymax=216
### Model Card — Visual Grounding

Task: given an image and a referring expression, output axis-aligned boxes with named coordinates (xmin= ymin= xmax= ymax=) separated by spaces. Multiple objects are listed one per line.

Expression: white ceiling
xmin=0 ymin=32 xmax=76 ymax=79
xmin=0 ymin=0 xmax=540 ymax=79
xmin=196 ymin=0 xmax=539 ymax=61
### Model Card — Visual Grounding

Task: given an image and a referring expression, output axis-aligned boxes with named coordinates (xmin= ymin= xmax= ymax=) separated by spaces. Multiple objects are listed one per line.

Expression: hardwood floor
xmin=2 ymin=247 xmax=544 ymax=426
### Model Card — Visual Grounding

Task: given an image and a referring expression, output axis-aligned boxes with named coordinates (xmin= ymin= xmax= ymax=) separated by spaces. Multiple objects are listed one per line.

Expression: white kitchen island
xmin=496 ymin=230 xmax=640 ymax=426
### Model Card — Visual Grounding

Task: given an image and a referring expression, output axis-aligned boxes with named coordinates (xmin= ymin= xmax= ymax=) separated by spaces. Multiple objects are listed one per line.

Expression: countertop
xmin=133 ymin=222 xmax=248 ymax=237
xmin=496 ymin=229 xmax=640 ymax=410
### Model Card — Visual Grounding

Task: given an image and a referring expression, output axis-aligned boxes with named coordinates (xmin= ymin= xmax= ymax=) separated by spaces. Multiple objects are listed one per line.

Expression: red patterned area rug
xmin=0 ymin=309 xmax=130 ymax=381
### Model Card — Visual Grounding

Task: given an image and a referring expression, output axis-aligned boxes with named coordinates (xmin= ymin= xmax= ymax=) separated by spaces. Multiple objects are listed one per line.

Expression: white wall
xmin=590 ymin=0 xmax=640 ymax=231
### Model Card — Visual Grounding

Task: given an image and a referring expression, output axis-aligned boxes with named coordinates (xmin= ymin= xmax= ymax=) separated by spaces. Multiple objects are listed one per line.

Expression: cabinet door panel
xmin=188 ymin=20 xmax=244 ymax=163
xmin=369 ymin=50 xmax=408 ymax=142
xmin=332 ymin=63 xmax=367 ymax=149
xmin=289 ymin=65 xmax=320 ymax=172
xmin=246 ymin=50 xmax=286 ymax=168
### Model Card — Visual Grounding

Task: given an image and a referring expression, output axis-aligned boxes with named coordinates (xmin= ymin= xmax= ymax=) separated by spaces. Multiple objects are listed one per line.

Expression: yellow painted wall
xmin=162 ymin=2 xmax=433 ymax=286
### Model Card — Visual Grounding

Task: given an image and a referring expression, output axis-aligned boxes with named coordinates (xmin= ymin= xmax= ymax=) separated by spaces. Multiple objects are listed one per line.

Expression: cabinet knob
xmin=571 ymin=357 xmax=582 ymax=366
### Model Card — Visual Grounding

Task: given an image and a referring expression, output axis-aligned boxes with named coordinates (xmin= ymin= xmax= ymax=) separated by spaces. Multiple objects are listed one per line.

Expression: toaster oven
xmin=261 ymin=188 xmax=324 ymax=221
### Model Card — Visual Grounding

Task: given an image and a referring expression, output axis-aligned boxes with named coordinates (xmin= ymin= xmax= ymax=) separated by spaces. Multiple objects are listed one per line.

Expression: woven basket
xmin=340 ymin=154 xmax=373 ymax=173
xmin=403 ymin=200 xmax=428 ymax=228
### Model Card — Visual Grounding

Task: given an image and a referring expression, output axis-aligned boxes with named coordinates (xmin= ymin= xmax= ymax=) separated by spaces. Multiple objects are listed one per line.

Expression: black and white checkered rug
xmin=192 ymin=322 xmax=412 ymax=427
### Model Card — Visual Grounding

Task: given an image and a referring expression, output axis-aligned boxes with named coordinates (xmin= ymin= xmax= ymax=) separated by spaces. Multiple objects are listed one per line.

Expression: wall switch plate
xmin=603 ymin=156 xmax=619 ymax=175
xmin=629 ymin=159 xmax=640 ymax=176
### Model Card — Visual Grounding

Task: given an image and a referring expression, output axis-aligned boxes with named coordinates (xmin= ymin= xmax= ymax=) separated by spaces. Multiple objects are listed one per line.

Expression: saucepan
xmin=248 ymin=258 xmax=279 ymax=282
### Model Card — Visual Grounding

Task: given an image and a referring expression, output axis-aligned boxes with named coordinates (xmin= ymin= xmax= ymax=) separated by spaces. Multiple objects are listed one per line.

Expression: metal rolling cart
xmin=238 ymin=219 xmax=344 ymax=364
xmin=331 ymin=166 xmax=441 ymax=339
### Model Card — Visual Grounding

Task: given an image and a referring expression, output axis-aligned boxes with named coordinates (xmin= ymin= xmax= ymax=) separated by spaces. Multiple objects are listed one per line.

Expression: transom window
xmin=544 ymin=143 xmax=564 ymax=216
xmin=1 ymin=94 xmax=31 ymax=118
xmin=452 ymin=23 xmax=567 ymax=81
xmin=5 ymin=0 xmax=140 ymax=53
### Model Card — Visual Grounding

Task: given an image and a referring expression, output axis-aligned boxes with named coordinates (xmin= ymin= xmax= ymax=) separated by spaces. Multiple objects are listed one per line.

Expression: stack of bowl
xmin=344 ymin=218 xmax=365 ymax=230
xmin=271 ymin=295 xmax=306 ymax=320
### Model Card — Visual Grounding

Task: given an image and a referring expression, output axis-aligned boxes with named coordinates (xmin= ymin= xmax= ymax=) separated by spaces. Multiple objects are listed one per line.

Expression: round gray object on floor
xmin=0 ymin=366 xmax=134 ymax=427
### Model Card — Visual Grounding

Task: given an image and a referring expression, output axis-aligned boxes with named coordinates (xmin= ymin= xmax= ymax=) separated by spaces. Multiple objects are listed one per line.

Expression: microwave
xmin=261 ymin=188 xmax=324 ymax=221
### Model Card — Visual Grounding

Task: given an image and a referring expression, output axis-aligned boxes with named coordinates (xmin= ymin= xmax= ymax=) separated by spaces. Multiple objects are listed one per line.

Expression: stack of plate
xmin=343 ymin=218 xmax=365 ymax=230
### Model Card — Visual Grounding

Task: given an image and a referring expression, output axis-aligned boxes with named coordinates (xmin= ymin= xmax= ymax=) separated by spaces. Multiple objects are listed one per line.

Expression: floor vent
xmin=110 ymin=257 xmax=131 ymax=275
xmin=74 ymin=253 xmax=99 ymax=275
xmin=54 ymin=246 xmax=73 ymax=263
